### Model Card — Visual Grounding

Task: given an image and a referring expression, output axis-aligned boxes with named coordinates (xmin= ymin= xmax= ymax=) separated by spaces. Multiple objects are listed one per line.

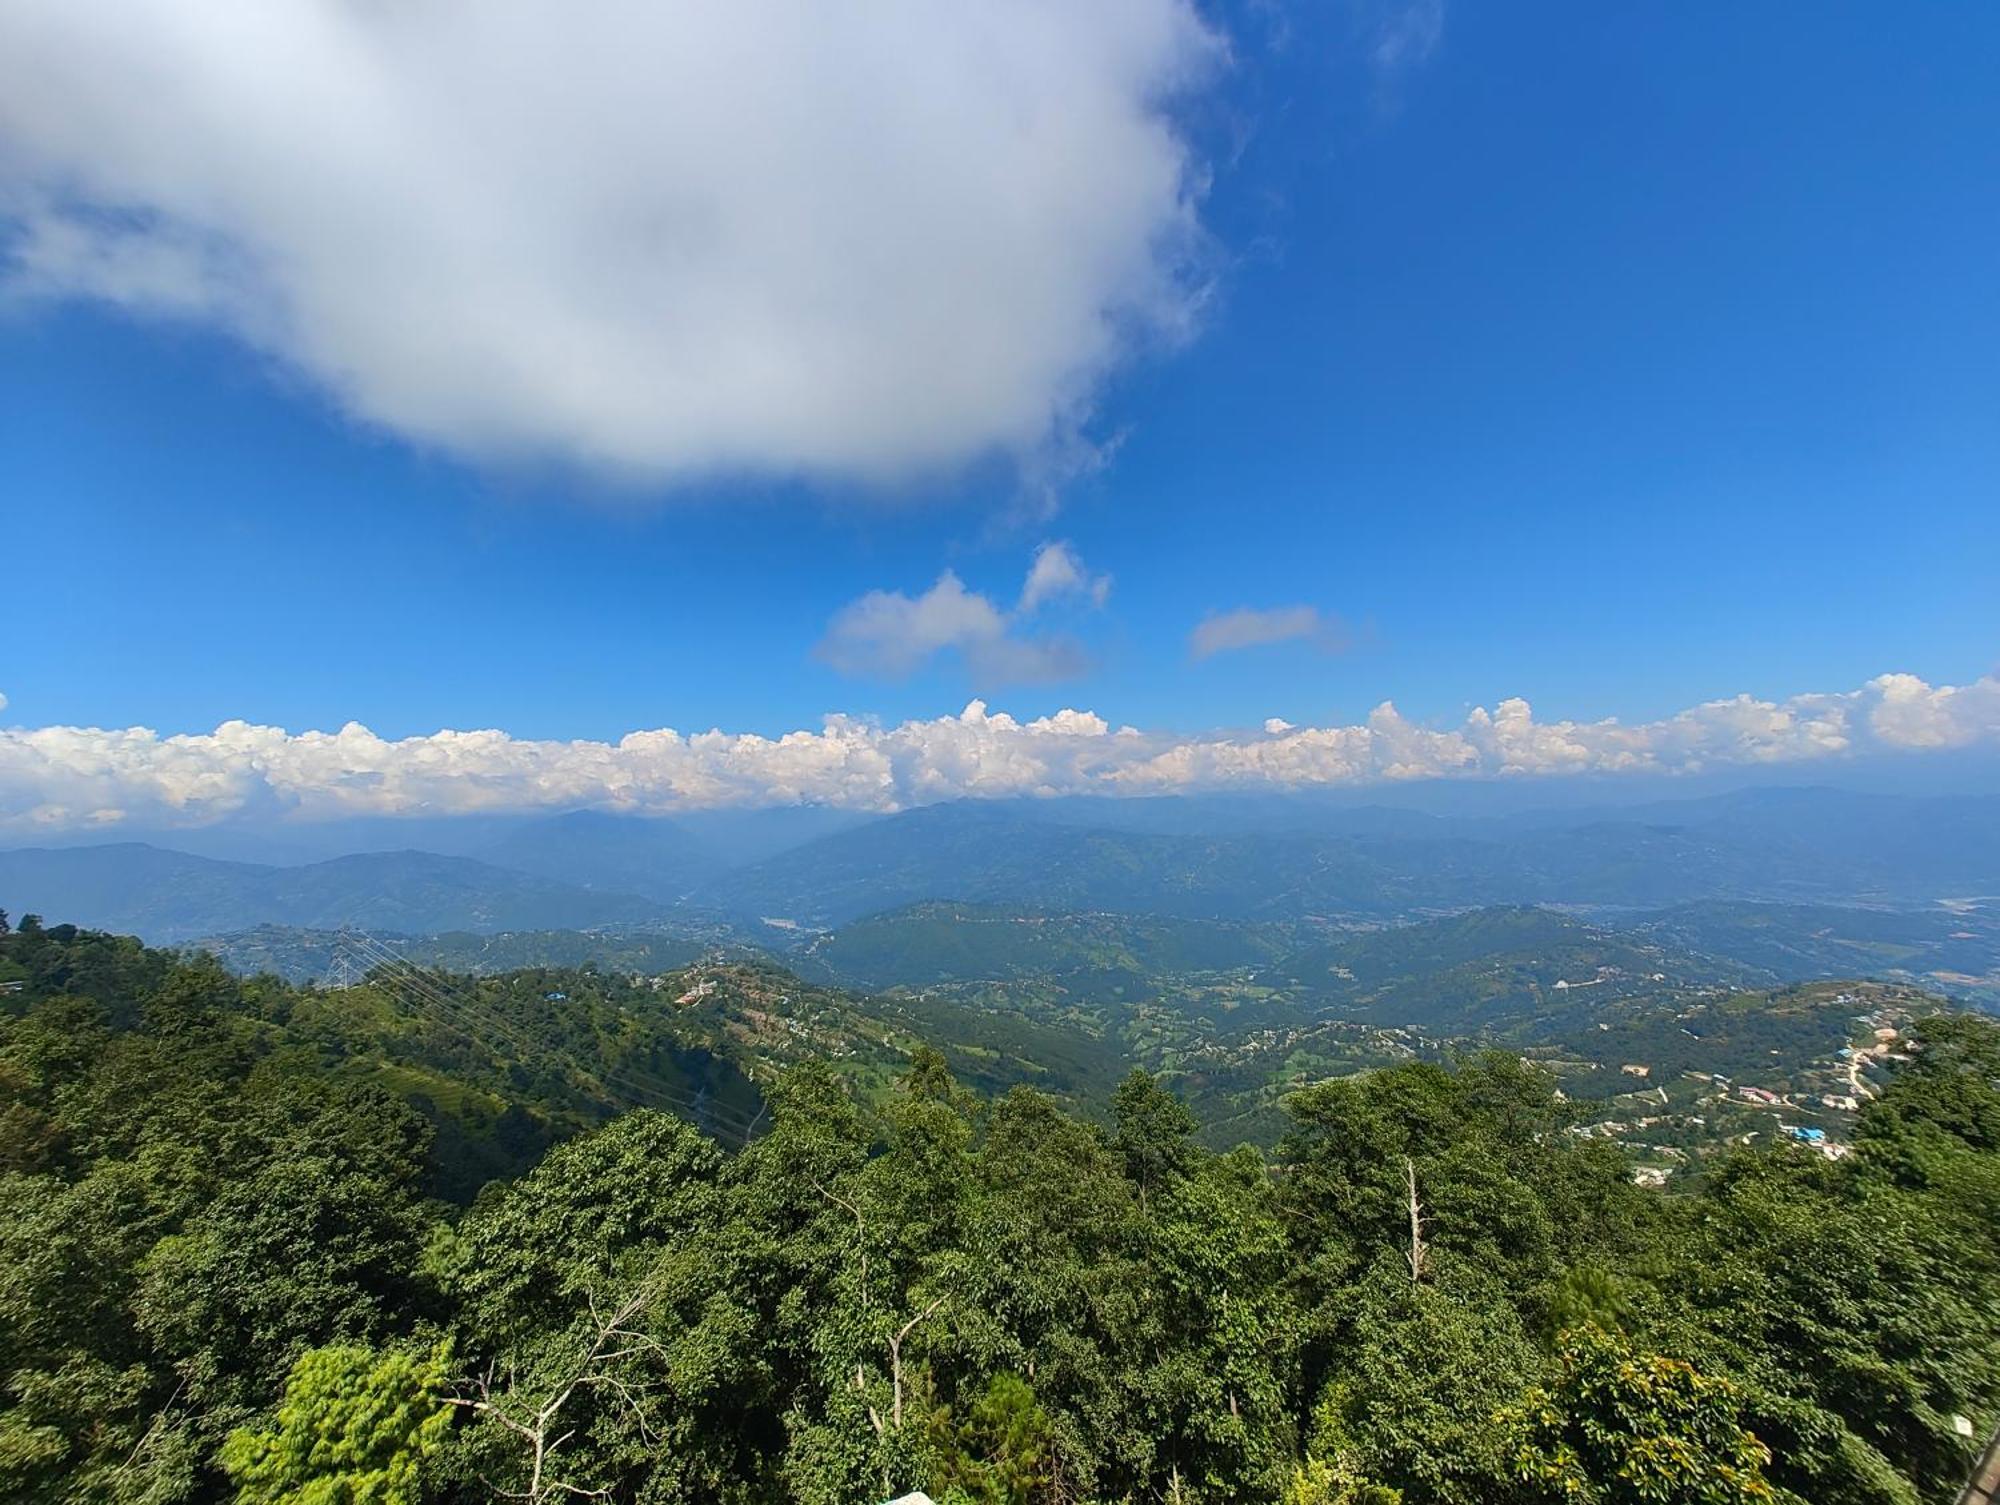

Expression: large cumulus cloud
xmin=0 ymin=0 xmax=1217 ymax=484
xmin=1 ymin=672 xmax=1996 ymax=834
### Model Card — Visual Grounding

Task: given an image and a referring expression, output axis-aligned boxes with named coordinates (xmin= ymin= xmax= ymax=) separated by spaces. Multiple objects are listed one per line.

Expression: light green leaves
xmin=221 ymin=1344 xmax=451 ymax=1505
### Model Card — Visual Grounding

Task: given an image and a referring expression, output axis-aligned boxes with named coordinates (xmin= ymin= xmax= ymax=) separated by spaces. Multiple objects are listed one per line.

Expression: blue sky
xmin=1 ymin=2 xmax=1996 ymax=824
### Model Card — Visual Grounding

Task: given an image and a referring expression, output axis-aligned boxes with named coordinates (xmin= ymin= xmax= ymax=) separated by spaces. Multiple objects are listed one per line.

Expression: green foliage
xmin=1859 ymin=1012 xmax=2000 ymax=1156
xmin=5 ymin=922 xmax=2000 ymax=1505
xmin=1541 ymin=1265 xmax=1641 ymax=1346
xmin=220 ymin=1344 xmax=450 ymax=1504
xmin=1502 ymin=1325 xmax=1777 ymax=1504
xmin=1282 ymin=1454 xmax=1403 ymax=1505
xmin=1659 ymin=1145 xmax=2000 ymax=1503
xmin=1111 ymin=1067 xmax=1199 ymax=1206
xmin=931 ymin=1373 xmax=1058 ymax=1504
xmin=1309 ymin=1262 xmax=1541 ymax=1504
xmin=438 ymin=1109 xmax=761 ymax=1503
xmin=0 ymin=935 xmax=440 ymax=1503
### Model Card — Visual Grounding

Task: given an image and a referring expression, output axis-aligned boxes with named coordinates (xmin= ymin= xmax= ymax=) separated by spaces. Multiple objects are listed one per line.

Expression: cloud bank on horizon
xmin=1 ymin=672 xmax=1995 ymax=835
xmin=0 ymin=0 xmax=1216 ymax=487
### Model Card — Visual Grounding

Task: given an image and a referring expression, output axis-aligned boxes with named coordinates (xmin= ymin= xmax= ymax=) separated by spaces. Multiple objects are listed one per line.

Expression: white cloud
xmin=1367 ymin=0 xmax=1444 ymax=74
xmin=817 ymin=545 xmax=1107 ymax=685
xmin=0 ymin=0 xmax=1219 ymax=487
xmin=1019 ymin=541 xmax=1113 ymax=613
xmin=1189 ymin=604 xmax=1336 ymax=659
xmin=3 ymin=671 xmax=1996 ymax=834
xmin=815 ymin=572 xmax=1089 ymax=687
xmin=1866 ymin=671 xmax=2000 ymax=750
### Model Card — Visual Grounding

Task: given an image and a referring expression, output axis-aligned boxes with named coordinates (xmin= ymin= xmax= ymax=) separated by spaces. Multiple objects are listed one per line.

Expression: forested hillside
xmin=184 ymin=923 xmax=724 ymax=988
xmin=5 ymin=912 xmax=1999 ymax=1504
xmin=793 ymin=902 xmax=1289 ymax=996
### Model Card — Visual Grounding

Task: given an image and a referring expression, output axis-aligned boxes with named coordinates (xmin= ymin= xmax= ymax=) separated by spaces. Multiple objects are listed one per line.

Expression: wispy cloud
xmin=1367 ymin=0 xmax=1444 ymax=75
xmin=816 ymin=544 xmax=1110 ymax=686
xmin=0 ymin=1 xmax=1221 ymax=492
xmin=1019 ymin=541 xmax=1113 ymax=614
xmin=1190 ymin=604 xmax=1342 ymax=659
xmin=3 ymin=671 xmax=1995 ymax=832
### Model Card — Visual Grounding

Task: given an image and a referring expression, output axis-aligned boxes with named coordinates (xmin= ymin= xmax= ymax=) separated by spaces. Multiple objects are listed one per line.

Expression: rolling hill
xmin=1266 ymin=906 xmax=1760 ymax=1035
xmin=791 ymin=900 xmax=1288 ymax=994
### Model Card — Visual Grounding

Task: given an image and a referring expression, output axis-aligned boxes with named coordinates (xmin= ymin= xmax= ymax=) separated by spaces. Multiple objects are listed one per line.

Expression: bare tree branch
xmin=1404 ymin=1156 xmax=1430 ymax=1284
xmin=452 ymin=1277 xmax=672 ymax=1504
xmin=813 ymin=1178 xmax=872 ymax=1317
xmin=887 ymin=1292 xmax=948 ymax=1431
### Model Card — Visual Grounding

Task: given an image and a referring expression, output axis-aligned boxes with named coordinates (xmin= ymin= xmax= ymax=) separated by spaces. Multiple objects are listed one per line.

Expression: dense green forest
xmin=4 ymin=912 xmax=1999 ymax=1504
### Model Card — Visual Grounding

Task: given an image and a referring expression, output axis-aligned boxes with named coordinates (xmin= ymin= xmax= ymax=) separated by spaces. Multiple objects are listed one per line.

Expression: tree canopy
xmin=3 ymin=921 xmax=1997 ymax=1503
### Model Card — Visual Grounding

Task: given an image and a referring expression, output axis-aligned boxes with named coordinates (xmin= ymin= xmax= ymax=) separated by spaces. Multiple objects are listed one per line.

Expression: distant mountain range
xmin=475 ymin=810 xmax=721 ymax=902
xmin=699 ymin=787 xmax=2000 ymax=925
xmin=0 ymin=842 xmax=668 ymax=943
xmin=3 ymin=786 xmax=1996 ymax=946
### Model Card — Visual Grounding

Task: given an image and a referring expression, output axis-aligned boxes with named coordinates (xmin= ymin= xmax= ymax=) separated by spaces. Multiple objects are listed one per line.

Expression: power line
xmin=331 ymin=929 xmax=765 ymax=1140
xmin=347 ymin=934 xmax=762 ymax=1139
xmin=342 ymin=931 xmax=744 ymax=1126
